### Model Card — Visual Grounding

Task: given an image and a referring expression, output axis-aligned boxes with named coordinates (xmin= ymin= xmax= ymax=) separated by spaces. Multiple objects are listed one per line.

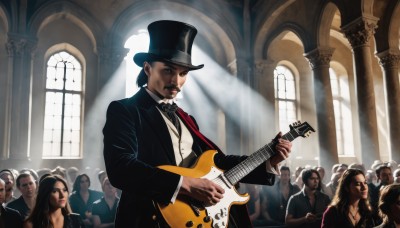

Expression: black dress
xmin=64 ymin=213 xmax=86 ymax=228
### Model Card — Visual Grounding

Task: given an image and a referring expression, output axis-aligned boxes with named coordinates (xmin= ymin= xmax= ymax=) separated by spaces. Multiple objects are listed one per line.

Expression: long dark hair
xmin=301 ymin=169 xmax=322 ymax=190
xmin=330 ymin=168 xmax=372 ymax=216
xmin=26 ymin=175 xmax=72 ymax=228
xmin=378 ymin=183 xmax=400 ymax=224
xmin=72 ymin=173 xmax=90 ymax=193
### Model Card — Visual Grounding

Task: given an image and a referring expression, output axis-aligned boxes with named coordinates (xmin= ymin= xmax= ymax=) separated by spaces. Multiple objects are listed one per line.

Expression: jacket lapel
xmin=136 ymin=89 xmax=177 ymax=165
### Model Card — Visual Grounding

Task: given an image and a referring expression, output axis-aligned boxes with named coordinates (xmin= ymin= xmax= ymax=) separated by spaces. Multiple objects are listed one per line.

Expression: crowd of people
xmin=0 ymin=159 xmax=398 ymax=227
xmin=0 ymin=166 xmax=119 ymax=228
xmin=245 ymin=160 xmax=400 ymax=228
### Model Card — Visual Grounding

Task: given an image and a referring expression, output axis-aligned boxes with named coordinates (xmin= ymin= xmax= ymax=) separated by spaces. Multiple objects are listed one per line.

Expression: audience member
xmin=19 ymin=169 xmax=39 ymax=183
xmin=92 ymin=177 xmax=119 ymax=228
xmin=286 ymin=169 xmax=330 ymax=228
xmin=324 ymin=172 xmax=341 ymax=199
xmin=348 ymin=163 xmax=366 ymax=173
xmin=69 ymin=173 xmax=103 ymax=228
xmin=366 ymin=169 xmax=378 ymax=186
xmin=336 ymin=164 xmax=348 ymax=175
xmin=393 ymin=168 xmax=400 ymax=184
xmin=0 ymin=178 xmax=23 ymax=227
xmin=374 ymin=183 xmax=400 ymax=228
xmin=66 ymin=166 xmax=79 ymax=189
xmin=371 ymin=160 xmax=383 ymax=171
xmin=316 ymin=166 xmax=330 ymax=196
xmin=321 ymin=168 xmax=375 ymax=227
xmin=261 ymin=166 xmax=300 ymax=226
xmin=97 ymin=171 xmax=107 ymax=190
xmin=293 ymin=166 xmax=304 ymax=189
xmin=51 ymin=166 xmax=67 ymax=179
xmin=36 ymin=168 xmax=52 ymax=181
xmin=67 ymin=166 xmax=79 ymax=184
xmin=370 ymin=163 xmax=394 ymax=223
xmin=7 ymin=173 xmax=37 ymax=219
xmin=0 ymin=169 xmax=18 ymax=203
xmin=24 ymin=175 xmax=84 ymax=228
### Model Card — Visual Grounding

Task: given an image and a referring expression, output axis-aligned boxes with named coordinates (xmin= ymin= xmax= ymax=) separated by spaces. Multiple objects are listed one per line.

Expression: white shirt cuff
xmin=170 ymin=176 xmax=183 ymax=203
xmin=266 ymin=160 xmax=280 ymax=175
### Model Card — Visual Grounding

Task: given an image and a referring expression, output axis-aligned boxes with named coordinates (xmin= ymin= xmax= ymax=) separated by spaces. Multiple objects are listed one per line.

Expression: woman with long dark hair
xmin=374 ymin=183 xmax=400 ymax=228
xmin=69 ymin=174 xmax=103 ymax=227
xmin=322 ymin=168 xmax=375 ymax=227
xmin=24 ymin=175 xmax=84 ymax=228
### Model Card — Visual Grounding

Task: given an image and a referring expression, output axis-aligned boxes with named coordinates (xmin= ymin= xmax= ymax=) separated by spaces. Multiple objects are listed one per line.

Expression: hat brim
xmin=133 ymin=53 xmax=204 ymax=71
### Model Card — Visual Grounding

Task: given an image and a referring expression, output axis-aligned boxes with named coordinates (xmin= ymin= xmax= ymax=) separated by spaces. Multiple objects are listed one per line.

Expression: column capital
xmin=6 ymin=34 xmax=37 ymax=57
xmin=304 ymin=47 xmax=335 ymax=69
xmin=376 ymin=50 xmax=400 ymax=69
xmin=341 ymin=16 xmax=378 ymax=48
xmin=227 ymin=57 xmax=250 ymax=76
xmin=97 ymin=45 xmax=129 ymax=67
xmin=254 ymin=59 xmax=275 ymax=75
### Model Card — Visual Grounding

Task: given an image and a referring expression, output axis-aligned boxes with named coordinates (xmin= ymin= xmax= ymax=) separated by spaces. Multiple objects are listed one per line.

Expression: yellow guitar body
xmin=158 ymin=150 xmax=249 ymax=228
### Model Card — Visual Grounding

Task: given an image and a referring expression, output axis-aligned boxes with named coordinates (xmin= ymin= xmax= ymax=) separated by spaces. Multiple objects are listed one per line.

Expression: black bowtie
xmin=158 ymin=102 xmax=178 ymax=113
xmin=158 ymin=102 xmax=180 ymax=134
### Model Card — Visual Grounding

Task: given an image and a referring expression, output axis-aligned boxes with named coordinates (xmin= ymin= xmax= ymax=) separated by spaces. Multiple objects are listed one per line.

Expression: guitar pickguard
xmin=203 ymin=167 xmax=249 ymax=228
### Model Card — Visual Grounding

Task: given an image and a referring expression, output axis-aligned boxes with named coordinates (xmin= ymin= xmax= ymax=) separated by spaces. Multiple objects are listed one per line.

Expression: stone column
xmin=236 ymin=57 xmax=254 ymax=155
xmin=342 ymin=16 xmax=380 ymax=165
xmin=5 ymin=34 xmax=37 ymax=160
xmin=304 ymin=48 xmax=338 ymax=169
xmin=376 ymin=51 xmax=400 ymax=162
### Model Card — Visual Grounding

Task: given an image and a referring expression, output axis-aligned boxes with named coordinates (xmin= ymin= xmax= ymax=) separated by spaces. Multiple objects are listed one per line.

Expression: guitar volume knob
xmin=186 ymin=221 xmax=194 ymax=227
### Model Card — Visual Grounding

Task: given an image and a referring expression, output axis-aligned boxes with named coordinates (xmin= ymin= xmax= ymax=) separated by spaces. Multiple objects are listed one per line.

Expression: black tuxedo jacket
xmin=1 ymin=205 xmax=23 ymax=228
xmin=103 ymin=88 xmax=275 ymax=227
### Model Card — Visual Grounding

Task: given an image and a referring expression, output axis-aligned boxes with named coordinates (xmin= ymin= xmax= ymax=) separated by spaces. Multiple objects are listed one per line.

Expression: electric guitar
xmin=157 ymin=121 xmax=315 ymax=228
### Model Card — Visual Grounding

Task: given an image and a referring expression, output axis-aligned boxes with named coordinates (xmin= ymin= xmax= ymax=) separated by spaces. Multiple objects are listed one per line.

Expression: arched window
xmin=330 ymin=68 xmax=353 ymax=156
xmin=274 ymin=65 xmax=297 ymax=132
xmin=43 ymin=51 xmax=83 ymax=158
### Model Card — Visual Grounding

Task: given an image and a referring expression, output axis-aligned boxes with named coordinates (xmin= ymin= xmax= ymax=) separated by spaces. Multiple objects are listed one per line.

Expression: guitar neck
xmin=224 ymin=130 xmax=299 ymax=185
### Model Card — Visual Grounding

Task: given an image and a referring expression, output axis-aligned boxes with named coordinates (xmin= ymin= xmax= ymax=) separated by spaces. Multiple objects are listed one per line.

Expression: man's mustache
xmin=164 ymin=85 xmax=180 ymax=92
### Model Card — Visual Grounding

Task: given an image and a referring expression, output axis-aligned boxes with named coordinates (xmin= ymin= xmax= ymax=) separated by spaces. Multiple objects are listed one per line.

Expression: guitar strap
xmin=176 ymin=108 xmax=222 ymax=153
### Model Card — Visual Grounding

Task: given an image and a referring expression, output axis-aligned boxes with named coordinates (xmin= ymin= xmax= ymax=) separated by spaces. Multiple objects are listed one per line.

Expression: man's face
xmin=379 ymin=167 xmax=393 ymax=185
xmin=18 ymin=176 xmax=37 ymax=198
xmin=305 ymin=172 xmax=320 ymax=190
xmin=280 ymin=170 xmax=291 ymax=184
xmin=0 ymin=181 xmax=5 ymax=203
xmin=145 ymin=61 xmax=189 ymax=99
xmin=0 ymin=173 xmax=14 ymax=192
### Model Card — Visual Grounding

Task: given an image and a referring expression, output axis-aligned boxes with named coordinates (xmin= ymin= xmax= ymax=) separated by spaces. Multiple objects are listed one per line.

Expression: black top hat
xmin=133 ymin=20 xmax=204 ymax=70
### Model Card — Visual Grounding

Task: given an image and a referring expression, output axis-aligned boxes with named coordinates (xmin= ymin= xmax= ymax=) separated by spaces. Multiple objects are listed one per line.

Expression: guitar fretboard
xmin=224 ymin=130 xmax=298 ymax=185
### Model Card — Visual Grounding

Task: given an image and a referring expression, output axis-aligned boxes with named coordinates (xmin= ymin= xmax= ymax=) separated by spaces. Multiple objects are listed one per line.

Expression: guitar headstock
xmin=290 ymin=121 xmax=315 ymax=138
